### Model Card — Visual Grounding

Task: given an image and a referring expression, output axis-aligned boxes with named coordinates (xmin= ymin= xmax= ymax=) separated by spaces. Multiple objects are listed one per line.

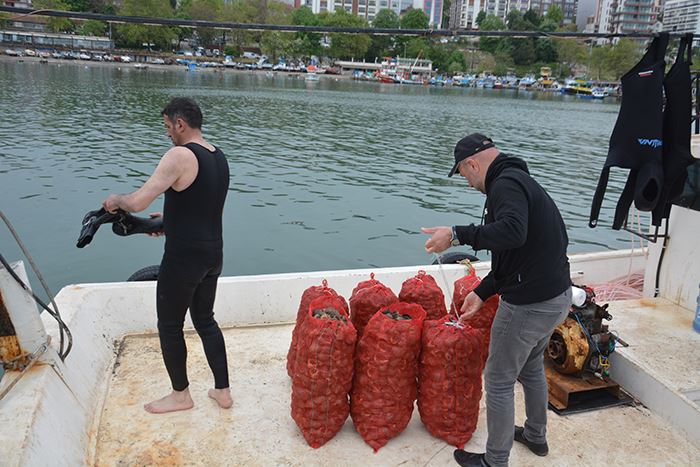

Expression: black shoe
xmin=453 ymin=450 xmax=491 ymax=467
xmin=514 ymin=425 xmax=548 ymax=456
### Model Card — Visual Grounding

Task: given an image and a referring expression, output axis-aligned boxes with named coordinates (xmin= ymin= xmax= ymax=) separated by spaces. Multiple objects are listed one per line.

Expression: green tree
xmin=289 ymin=6 xmax=322 ymax=57
xmin=448 ymin=61 xmax=463 ymax=74
xmin=79 ymin=20 xmax=107 ymax=36
xmin=476 ymin=10 xmax=487 ymax=27
xmin=555 ymin=38 xmax=587 ymax=75
xmin=538 ymin=19 xmax=558 ymax=32
xmin=535 ymin=38 xmax=557 ymax=62
xmin=509 ymin=38 xmax=535 ymax=64
xmin=374 ymin=9 xmax=400 ymax=29
xmin=545 ymin=5 xmax=564 ymax=26
xmin=606 ymin=38 xmax=642 ymax=79
xmin=218 ymin=0 xmax=257 ymax=56
xmin=116 ymin=0 xmax=177 ymax=50
xmin=479 ymin=15 xmax=506 ymax=54
xmin=587 ymin=45 xmax=609 ymax=80
xmin=523 ymin=9 xmax=541 ymax=27
xmin=261 ymin=32 xmax=293 ymax=61
xmin=323 ymin=9 xmax=371 ymax=59
xmin=400 ymin=8 xmax=430 ymax=29
xmin=186 ymin=0 xmax=222 ymax=47
xmin=367 ymin=9 xmax=400 ymax=60
xmin=64 ymin=0 xmax=91 ymax=10
xmin=34 ymin=0 xmax=75 ymax=32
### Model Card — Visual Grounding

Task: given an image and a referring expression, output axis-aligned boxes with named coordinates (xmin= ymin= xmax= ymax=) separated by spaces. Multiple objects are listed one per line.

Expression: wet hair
xmin=161 ymin=97 xmax=203 ymax=129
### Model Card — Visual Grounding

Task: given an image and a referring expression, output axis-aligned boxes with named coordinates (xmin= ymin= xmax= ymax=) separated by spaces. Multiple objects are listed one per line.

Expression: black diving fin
xmin=112 ymin=211 xmax=164 ymax=237
xmin=76 ymin=208 xmax=164 ymax=248
xmin=77 ymin=208 xmax=119 ymax=248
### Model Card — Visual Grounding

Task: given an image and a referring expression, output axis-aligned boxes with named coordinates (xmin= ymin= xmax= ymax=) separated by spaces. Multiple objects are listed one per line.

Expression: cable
xmin=0 ymin=6 xmax=693 ymax=39
xmin=0 ymin=210 xmax=72 ymax=360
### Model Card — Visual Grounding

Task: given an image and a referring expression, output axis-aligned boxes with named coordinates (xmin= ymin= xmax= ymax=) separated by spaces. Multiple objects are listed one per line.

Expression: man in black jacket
xmin=422 ymin=133 xmax=572 ymax=467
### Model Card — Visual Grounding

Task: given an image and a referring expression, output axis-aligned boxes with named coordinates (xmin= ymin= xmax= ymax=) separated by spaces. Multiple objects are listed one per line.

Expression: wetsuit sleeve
xmin=454 ymin=177 xmax=529 ymax=251
xmin=473 ymin=271 xmax=496 ymax=301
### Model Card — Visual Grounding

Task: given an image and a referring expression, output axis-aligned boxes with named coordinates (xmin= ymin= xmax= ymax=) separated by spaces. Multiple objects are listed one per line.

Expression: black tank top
xmin=589 ymin=33 xmax=669 ymax=229
xmin=652 ymin=34 xmax=695 ymax=226
xmin=163 ymin=142 xmax=229 ymax=248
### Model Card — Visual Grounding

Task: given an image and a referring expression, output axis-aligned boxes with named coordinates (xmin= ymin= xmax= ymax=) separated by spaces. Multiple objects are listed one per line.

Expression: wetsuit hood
xmin=485 ymin=153 xmax=530 ymax=192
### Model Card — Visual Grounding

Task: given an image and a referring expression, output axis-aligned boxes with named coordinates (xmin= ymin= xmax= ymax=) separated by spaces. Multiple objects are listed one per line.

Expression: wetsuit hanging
xmin=589 ymin=33 xmax=670 ymax=229
xmin=652 ymin=34 xmax=695 ymax=226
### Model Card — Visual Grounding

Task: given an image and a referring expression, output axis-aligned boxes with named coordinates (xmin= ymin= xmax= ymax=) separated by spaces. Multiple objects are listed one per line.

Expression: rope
xmin=0 ymin=210 xmax=72 ymax=360
xmin=433 ymin=253 xmax=457 ymax=319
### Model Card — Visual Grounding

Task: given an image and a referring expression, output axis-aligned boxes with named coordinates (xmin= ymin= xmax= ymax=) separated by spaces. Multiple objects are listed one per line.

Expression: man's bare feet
xmin=208 ymin=388 xmax=233 ymax=409
xmin=144 ymin=388 xmax=194 ymax=414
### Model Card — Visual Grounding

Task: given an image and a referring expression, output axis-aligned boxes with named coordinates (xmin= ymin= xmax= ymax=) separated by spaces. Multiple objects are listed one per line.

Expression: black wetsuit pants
xmin=156 ymin=244 xmax=229 ymax=391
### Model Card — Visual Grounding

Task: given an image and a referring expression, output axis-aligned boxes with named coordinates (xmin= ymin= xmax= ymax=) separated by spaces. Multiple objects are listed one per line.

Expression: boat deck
xmin=94 ymin=322 xmax=700 ymax=466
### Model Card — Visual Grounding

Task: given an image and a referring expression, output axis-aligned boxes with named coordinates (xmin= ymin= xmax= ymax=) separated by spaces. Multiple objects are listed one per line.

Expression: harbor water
xmin=0 ymin=61 xmax=640 ymax=295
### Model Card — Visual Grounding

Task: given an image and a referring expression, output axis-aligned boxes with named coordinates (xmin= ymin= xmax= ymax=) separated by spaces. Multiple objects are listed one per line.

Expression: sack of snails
xmin=451 ymin=267 xmax=500 ymax=368
xmin=350 ymin=302 xmax=426 ymax=452
xmin=291 ymin=294 xmax=357 ymax=448
xmin=349 ymin=272 xmax=398 ymax=339
xmin=418 ymin=316 xmax=484 ymax=448
xmin=287 ymin=279 xmax=348 ymax=377
xmin=398 ymin=270 xmax=447 ymax=320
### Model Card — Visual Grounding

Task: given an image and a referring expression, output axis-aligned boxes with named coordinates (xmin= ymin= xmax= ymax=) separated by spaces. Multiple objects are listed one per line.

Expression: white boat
xmin=1 ymin=140 xmax=699 ymax=465
xmin=592 ymin=87 xmax=609 ymax=99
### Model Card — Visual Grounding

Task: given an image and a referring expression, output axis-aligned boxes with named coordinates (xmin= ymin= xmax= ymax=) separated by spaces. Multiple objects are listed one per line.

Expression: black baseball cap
xmin=447 ymin=133 xmax=495 ymax=177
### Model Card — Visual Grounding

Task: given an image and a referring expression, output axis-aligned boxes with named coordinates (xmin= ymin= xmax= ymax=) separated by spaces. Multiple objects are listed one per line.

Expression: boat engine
xmin=546 ymin=286 xmax=619 ymax=377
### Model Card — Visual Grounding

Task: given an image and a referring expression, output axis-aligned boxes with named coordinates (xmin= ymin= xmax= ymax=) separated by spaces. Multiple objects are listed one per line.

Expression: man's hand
xmin=102 ymin=194 xmax=123 ymax=213
xmin=421 ymin=226 xmax=452 ymax=254
xmin=148 ymin=212 xmax=164 ymax=237
xmin=459 ymin=291 xmax=483 ymax=322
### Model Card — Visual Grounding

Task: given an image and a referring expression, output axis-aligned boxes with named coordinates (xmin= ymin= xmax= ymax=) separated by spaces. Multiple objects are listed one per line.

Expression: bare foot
xmin=143 ymin=389 xmax=194 ymax=414
xmin=208 ymin=388 xmax=233 ymax=409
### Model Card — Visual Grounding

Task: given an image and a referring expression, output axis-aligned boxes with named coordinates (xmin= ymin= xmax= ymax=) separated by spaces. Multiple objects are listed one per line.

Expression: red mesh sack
xmin=349 ymin=272 xmax=398 ymax=339
xmin=398 ymin=270 xmax=447 ymax=320
xmin=451 ymin=267 xmax=500 ymax=368
xmin=291 ymin=294 xmax=357 ymax=448
xmin=287 ymin=280 xmax=348 ymax=377
xmin=350 ymin=302 xmax=426 ymax=452
xmin=418 ymin=317 xmax=484 ymax=448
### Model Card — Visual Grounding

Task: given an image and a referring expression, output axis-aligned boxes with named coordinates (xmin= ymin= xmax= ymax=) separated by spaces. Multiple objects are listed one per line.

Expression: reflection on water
xmin=0 ymin=61 xmax=637 ymax=293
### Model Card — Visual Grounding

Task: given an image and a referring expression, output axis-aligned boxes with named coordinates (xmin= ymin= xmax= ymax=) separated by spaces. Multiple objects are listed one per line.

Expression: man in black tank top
xmin=102 ymin=98 xmax=231 ymax=414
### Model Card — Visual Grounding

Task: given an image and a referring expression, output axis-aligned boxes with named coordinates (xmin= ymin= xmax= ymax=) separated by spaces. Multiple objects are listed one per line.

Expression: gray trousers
xmin=483 ymin=288 xmax=571 ymax=467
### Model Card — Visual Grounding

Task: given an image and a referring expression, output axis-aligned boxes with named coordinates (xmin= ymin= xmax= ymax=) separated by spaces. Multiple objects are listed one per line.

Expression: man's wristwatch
xmin=450 ymin=226 xmax=460 ymax=247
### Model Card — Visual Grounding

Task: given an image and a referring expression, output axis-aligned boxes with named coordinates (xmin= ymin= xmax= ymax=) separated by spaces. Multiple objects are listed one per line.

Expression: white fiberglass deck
xmin=94 ymin=323 xmax=700 ymax=466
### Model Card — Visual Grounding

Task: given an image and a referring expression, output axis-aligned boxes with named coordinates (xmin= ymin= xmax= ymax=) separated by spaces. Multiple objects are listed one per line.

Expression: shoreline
xmin=0 ymin=54 xmax=354 ymax=79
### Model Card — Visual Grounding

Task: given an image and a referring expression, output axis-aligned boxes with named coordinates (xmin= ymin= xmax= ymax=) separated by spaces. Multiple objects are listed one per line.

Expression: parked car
xmin=120 ymin=55 xmax=132 ymax=63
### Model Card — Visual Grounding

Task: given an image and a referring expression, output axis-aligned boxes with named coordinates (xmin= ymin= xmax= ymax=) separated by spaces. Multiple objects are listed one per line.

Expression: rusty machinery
xmin=547 ymin=286 xmax=626 ymax=378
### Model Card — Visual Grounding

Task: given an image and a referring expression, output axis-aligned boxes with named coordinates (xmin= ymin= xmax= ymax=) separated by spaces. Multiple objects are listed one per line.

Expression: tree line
xmin=12 ymin=1 xmax=697 ymax=79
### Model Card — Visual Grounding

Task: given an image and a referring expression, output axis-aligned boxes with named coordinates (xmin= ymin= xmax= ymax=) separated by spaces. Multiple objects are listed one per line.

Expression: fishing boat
xmin=2 ymin=128 xmax=699 ymax=464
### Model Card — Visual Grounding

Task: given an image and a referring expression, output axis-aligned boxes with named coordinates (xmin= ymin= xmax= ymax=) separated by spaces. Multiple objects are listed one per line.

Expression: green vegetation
xmin=25 ymin=1 xmax=648 ymax=79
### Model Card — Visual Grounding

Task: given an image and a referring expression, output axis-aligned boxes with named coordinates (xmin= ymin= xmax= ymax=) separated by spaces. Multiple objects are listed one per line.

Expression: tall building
xmin=419 ymin=0 xmax=444 ymax=27
xmin=610 ymin=0 xmax=658 ymax=36
xmin=302 ymin=0 xmax=335 ymax=13
xmin=576 ymin=0 xmax=598 ymax=31
xmin=536 ymin=0 xmax=578 ymax=24
xmin=662 ymin=0 xmax=700 ymax=36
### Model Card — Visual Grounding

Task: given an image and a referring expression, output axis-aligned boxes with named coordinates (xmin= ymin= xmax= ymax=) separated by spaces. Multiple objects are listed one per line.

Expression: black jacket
xmin=455 ymin=154 xmax=571 ymax=305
